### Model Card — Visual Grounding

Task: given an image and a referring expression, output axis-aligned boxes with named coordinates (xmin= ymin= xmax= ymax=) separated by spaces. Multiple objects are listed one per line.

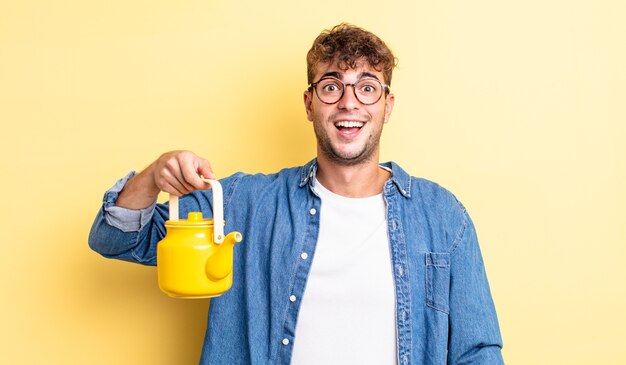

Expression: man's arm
xmin=447 ymin=211 xmax=504 ymax=364
xmin=88 ymin=150 xmax=215 ymax=264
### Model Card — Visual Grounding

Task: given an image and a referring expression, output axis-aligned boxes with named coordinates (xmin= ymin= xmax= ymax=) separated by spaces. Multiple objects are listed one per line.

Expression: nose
xmin=337 ymin=84 xmax=360 ymax=110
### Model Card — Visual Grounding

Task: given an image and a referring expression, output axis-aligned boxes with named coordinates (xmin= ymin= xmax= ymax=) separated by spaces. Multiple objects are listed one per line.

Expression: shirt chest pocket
xmin=425 ymin=252 xmax=451 ymax=314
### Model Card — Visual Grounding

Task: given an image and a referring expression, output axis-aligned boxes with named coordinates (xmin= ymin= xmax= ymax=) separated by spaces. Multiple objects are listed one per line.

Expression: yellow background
xmin=1 ymin=0 xmax=624 ymax=363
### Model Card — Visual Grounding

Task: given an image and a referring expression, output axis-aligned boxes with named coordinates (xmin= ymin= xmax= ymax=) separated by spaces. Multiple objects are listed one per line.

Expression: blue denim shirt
xmin=89 ymin=159 xmax=503 ymax=364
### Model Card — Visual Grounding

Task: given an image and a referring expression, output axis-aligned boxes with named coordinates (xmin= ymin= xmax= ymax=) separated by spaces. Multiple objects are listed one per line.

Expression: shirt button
xmin=309 ymin=208 xmax=317 ymax=215
xmin=300 ymin=252 xmax=308 ymax=260
xmin=282 ymin=338 xmax=290 ymax=345
xmin=396 ymin=265 xmax=404 ymax=277
xmin=289 ymin=295 xmax=296 ymax=302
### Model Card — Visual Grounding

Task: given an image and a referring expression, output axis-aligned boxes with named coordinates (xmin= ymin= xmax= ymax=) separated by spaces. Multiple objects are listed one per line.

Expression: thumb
xmin=198 ymin=159 xmax=215 ymax=180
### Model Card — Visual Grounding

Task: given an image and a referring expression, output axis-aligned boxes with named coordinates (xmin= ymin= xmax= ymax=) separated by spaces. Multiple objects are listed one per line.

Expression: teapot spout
xmin=205 ymin=231 xmax=242 ymax=280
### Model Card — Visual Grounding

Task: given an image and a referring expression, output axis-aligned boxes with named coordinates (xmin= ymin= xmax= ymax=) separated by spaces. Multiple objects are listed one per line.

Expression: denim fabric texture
xmin=89 ymin=159 xmax=504 ymax=364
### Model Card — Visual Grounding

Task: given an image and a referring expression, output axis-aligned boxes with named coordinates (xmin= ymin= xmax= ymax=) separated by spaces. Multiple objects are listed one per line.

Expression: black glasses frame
xmin=308 ymin=77 xmax=390 ymax=105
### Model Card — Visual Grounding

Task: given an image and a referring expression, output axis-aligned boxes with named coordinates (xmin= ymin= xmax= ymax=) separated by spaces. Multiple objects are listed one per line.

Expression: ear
xmin=304 ymin=90 xmax=314 ymax=121
xmin=383 ymin=93 xmax=395 ymax=124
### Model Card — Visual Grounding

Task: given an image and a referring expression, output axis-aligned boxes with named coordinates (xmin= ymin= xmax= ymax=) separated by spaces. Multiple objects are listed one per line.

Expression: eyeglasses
xmin=308 ymin=77 xmax=390 ymax=105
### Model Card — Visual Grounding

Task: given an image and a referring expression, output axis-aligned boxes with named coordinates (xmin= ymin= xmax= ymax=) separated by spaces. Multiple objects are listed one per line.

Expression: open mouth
xmin=334 ymin=121 xmax=364 ymax=129
xmin=334 ymin=121 xmax=365 ymax=138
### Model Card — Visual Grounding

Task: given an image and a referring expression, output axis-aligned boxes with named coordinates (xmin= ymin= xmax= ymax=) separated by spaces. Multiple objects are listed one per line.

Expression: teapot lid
xmin=165 ymin=212 xmax=214 ymax=227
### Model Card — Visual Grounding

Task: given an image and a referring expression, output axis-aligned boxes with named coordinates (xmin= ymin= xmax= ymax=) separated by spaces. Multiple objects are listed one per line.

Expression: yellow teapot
xmin=157 ymin=179 xmax=242 ymax=298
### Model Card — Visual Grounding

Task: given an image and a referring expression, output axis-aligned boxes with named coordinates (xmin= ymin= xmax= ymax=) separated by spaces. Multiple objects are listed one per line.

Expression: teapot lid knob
xmin=188 ymin=212 xmax=203 ymax=221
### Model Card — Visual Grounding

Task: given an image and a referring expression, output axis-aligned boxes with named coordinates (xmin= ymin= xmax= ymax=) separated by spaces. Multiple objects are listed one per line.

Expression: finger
xmin=160 ymin=168 xmax=190 ymax=196
xmin=160 ymin=182 xmax=185 ymax=197
xmin=172 ymin=169 xmax=196 ymax=193
xmin=180 ymin=157 xmax=210 ymax=190
xmin=156 ymin=177 xmax=186 ymax=197
xmin=198 ymin=159 xmax=215 ymax=180
xmin=164 ymin=156 xmax=195 ymax=193
xmin=181 ymin=153 xmax=214 ymax=190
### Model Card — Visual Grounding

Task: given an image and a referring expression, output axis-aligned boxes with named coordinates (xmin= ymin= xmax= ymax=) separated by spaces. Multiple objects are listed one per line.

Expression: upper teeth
xmin=335 ymin=121 xmax=364 ymax=128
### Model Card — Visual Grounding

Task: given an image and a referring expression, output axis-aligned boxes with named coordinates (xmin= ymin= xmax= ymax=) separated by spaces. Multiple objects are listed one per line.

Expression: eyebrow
xmin=318 ymin=71 xmax=382 ymax=82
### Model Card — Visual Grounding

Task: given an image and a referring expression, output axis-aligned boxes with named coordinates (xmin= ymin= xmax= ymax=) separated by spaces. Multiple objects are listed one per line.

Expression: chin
xmin=326 ymin=148 xmax=376 ymax=166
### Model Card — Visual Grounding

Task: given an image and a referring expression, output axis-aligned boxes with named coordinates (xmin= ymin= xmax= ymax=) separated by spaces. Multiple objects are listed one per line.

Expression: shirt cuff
xmin=102 ymin=171 xmax=157 ymax=232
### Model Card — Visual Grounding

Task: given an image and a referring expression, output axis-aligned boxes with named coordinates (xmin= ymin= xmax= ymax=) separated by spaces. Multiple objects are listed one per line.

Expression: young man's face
xmin=304 ymin=59 xmax=395 ymax=167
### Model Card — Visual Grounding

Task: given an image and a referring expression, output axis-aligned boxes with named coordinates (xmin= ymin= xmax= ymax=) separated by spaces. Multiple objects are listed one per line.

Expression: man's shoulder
xmin=224 ymin=164 xmax=305 ymax=183
xmin=411 ymin=176 xmax=459 ymax=203
xmin=404 ymin=175 xmax=473 ymax=252
xmin=218 ymin=163 xmax=308 ymax=194
xmin=410 ymin=176 xmax=466 ymax=213
xmin=387 ymin=161 xmax=465 ymax=213
xmin=388 ymin=161 xmax=470 ymax=240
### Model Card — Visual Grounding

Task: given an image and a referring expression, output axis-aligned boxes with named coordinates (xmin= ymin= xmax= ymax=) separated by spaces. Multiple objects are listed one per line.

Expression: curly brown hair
xmin=306 ymin=23 xmax=398 ymax=86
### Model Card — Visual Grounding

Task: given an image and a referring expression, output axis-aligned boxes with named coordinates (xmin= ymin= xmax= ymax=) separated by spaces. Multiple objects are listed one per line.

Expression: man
xmin=89 ymin=23 xmax=504 ymax=364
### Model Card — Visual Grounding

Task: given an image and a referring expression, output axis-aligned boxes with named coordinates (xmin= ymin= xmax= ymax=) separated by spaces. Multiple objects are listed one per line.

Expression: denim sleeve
xmin=101 ymin=171 xmax=157 ymax=232
xmin=447 ymin=211 xmax=504 ymax=364
xmin=88 ymin=171 xmax=162 ymax=265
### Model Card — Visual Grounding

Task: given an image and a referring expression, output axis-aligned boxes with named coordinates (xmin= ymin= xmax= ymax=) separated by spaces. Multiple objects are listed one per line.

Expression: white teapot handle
xmin=168 ymin=178 xmax=224 ymax=244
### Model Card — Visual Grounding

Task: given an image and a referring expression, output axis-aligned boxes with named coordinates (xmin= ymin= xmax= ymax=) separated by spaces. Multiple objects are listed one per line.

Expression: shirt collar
xmin=299 ymin=159 xmax=411 ymax=198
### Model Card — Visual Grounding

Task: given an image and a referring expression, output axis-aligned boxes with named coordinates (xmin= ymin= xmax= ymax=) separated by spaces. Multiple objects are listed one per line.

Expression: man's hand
xmin=115 ymin=150 xmax=214 ymax=209
xmin=150 ymin=150 xmax=214 ymax=196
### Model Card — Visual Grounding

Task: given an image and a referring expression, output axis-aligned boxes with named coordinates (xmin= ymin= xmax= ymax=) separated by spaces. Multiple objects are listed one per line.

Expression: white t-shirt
xmin=290 ymin=179 xmax=397 ymax=364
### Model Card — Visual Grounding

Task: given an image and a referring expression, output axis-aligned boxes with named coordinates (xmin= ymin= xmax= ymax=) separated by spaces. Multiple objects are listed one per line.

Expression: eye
xmin=323 ymin=84 xmax=338 ymax=92
xmin=358 ymin=81 xmax=379 ymax=94
xmin=320 ymin=80 xmax=342 ymax=93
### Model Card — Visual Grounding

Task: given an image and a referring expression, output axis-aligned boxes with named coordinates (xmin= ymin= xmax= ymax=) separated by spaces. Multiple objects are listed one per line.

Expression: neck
xmin=315 ymin=153 xmax=390 ymax=198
